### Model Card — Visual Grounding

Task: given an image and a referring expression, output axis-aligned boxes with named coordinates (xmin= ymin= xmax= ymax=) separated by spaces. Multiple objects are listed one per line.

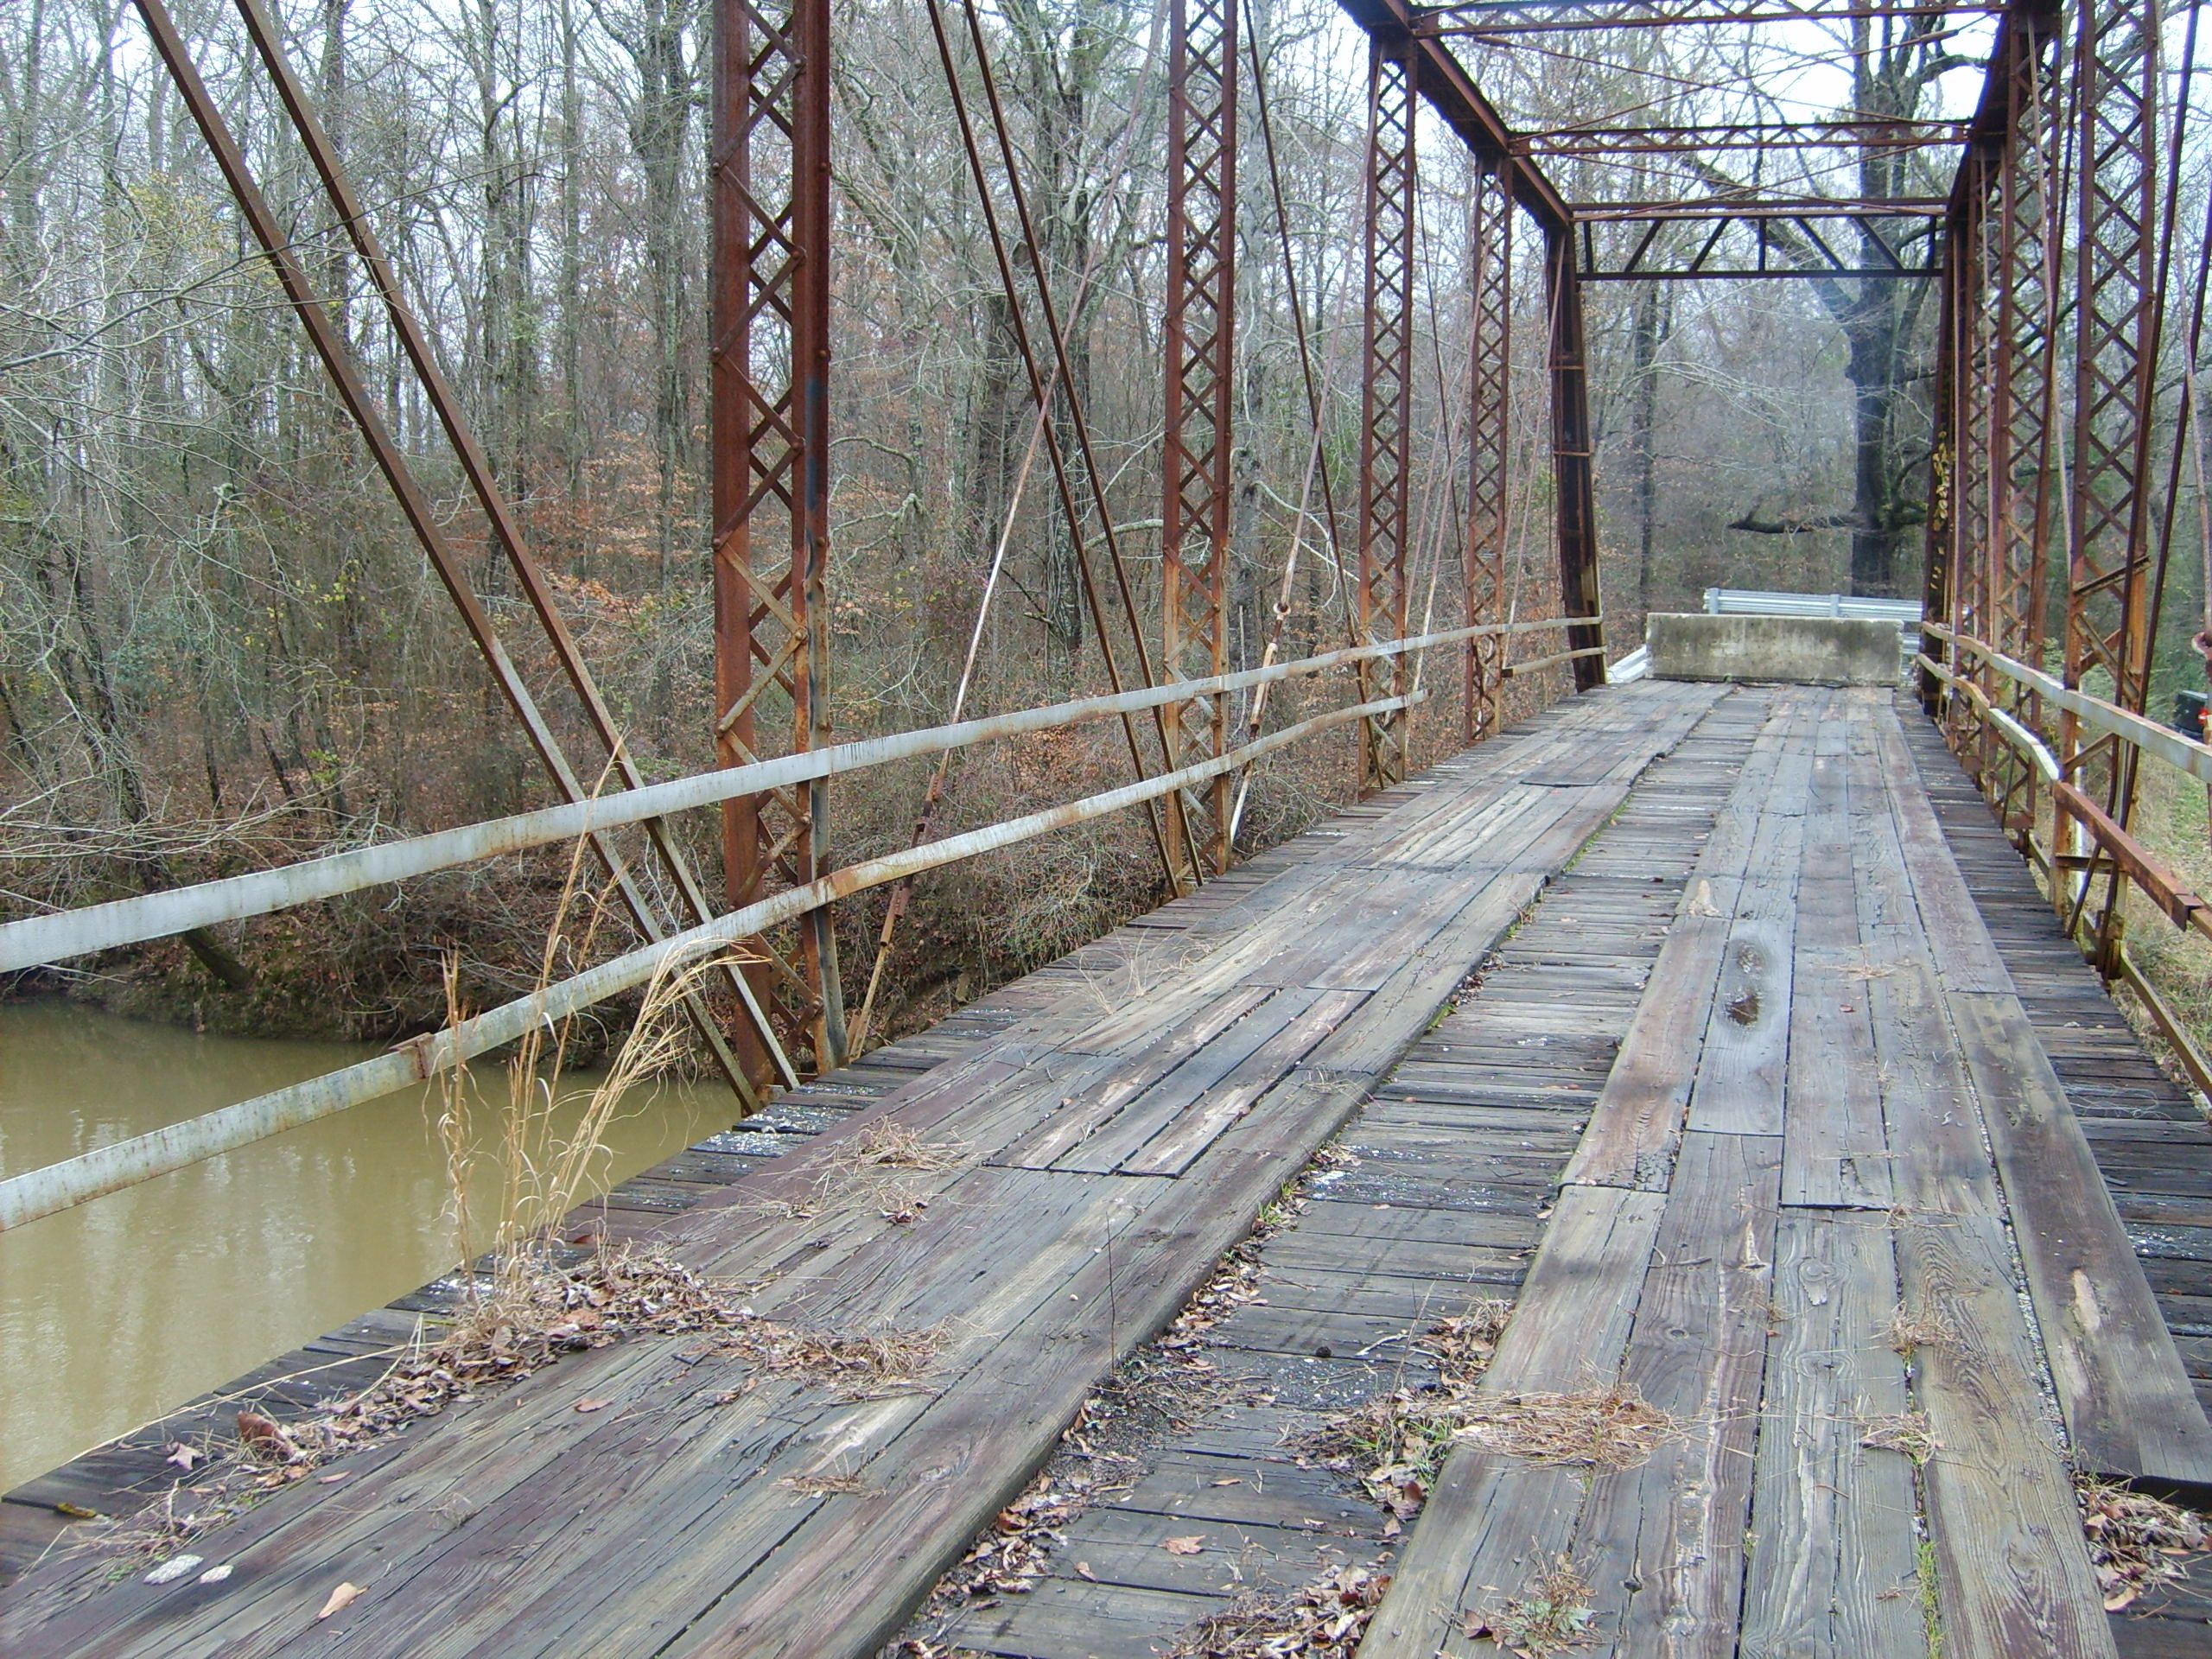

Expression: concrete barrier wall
xmin=1646 ymin=613 xmax=1902 ymax=685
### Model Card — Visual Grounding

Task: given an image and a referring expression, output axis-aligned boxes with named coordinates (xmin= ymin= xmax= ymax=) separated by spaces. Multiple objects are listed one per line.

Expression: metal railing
xmin=1920 ymin=621 xmax=2212 ymax=1098
xmin=1704 ymin=587 xmax=1923 ymax=629
xmin=0 ymin=616 xmax=1594 ymax=1230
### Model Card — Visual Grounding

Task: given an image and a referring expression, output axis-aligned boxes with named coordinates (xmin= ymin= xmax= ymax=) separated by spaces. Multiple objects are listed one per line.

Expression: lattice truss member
xmin=712 ymin=0 xmax=848 ymax=1072
xmin=1162 ymin=0 xmax=1239 ymax=879
xmin=1357 ymin=30 xmax=1418 ymax=795
xmin=1465 ymin=160 xmax=1515 ymax=744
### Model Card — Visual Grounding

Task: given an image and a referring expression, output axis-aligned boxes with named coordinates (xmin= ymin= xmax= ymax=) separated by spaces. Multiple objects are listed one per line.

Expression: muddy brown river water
xmin=0 ymin=1000 xmax=721 ymax=1495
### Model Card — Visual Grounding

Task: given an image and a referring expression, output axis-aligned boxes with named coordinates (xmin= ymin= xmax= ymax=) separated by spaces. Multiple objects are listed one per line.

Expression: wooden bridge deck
xmin=6 ymin=681 xmax=2212 ymax=1657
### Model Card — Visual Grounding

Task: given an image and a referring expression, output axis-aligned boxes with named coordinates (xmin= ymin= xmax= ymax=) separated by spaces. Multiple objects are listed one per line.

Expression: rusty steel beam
xmin=1923 ymin=0 xmax=2052 ymax=721
xmin=1547 ymin=226 xmax=1606 ymax=690
xmin=713 ymin=0 xmax=847 ymax=1075
xmin=1464 ymin=161 xmax=1514 ymax=745
xmin=1918 ymin=219 xmax=1959 ymax=715
xmin=1424 ymin=0 xmax=1999 ymax=30
xmin=1957 ymin=196 xmax=1998 ymax=782
xmin=1338 ymin=0 xmax=1573 ymax=238
xmin=2059 ymin=0 xmax=2164 ymax=961
xmin=1357 ymin=31 xmax=1419 ymax=794
xmin=1522 ymin=119 xmax=1968 ymax=156
xmin=1984 ymin=11 xmax=2064 ymax=837
xmin=1573 ymin=196 xmax=1950 ymax=222
xmin=1583 ymin=207 xmax=1935 ymax=280
xmin=1162 ymin=0 xmax=1238 ymax=878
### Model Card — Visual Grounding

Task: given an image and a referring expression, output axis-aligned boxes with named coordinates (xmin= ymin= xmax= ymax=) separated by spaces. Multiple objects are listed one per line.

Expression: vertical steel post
xmin=1919 ymin=207 xmax=1963 ymax=716
xmin=1357 ymin=32 xmax=1417 ymax=794
xmin=1464 ymin=161 xmax=1513 ymax=744
xmin=1546 ymin=226 xmax=1605 ymax=689
xmin=713 ymin=0 xmax=847 ymax=1074
xmin=1957 ymin=193 xmax=1996 ymax=782
xmin=1162 ymin=0 xmax=1238 ymax=876
xmin=2062 ymin=0 xmax=2164 ymax=963
xmin=1987 ymin=22 xmax=2063 ymax=836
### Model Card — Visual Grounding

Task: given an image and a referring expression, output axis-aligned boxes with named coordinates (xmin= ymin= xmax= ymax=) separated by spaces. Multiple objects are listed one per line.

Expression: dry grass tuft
xmin=758 ymin=1121 xmax=970 ymax=1226
xmin=1881 ymin=1303 xmax=1962 ymax=1357
xmin=828 ymin=1122 xmax=968 ymax=1175
xmin=1169 ymin=1563 xmax=1391 ymax=1656
xmin=1466 ymin=1554 xmax=1598 ymax=1656
xmin=1301 ymin=1305 xmax=1522 ymax=1525
xmin=1451 ymin=1386 xmax=1680 ymax=1471
xmin=1858 ymin=1408 xmax=1938 ymax=1465
xmin=2078 ymin=1475 xmax=2212 ymax=1611
xmin=723 ymin=1320 xmax=943 ymax=1402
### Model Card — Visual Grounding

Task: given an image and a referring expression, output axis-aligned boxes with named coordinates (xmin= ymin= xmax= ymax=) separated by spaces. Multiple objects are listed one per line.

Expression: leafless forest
xmin=3 ymin=0 xmax=2201 ymax=1043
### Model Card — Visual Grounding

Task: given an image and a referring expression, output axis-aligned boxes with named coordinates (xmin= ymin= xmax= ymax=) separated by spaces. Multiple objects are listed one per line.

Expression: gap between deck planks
xmin=0 ymin=682 xmax=1724 ymax=1659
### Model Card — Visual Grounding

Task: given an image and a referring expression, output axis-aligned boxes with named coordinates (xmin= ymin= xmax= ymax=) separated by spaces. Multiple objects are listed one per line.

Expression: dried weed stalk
xmin=1881 ymin=1303 xmax=1962 ymax=1358
xmin=1858 ymin=1408 xmax=1938 ymax=1465
xmin=1450 ymin=1386 xmax=1680 ymax=1471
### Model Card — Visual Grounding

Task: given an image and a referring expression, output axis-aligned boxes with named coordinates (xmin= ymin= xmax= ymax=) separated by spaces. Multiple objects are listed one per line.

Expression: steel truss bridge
xmin=6 ymin=0 xmax=2212 ymax=1652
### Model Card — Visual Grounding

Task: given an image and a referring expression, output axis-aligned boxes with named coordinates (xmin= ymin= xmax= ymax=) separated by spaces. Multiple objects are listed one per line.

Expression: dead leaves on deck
xmin=1301 ymin=1303 xmax=1524 ymax=1525
xmin=2078 ymin=1475 xmax=2212 ymax=1611
xmin=1167 ymin=1563 xmax=1391 ymax=1657
xmin=88 ymin=1245 xmax=750 ymax=1567
xmin=1303 ymin=1299 xmax=1678 ymax=1554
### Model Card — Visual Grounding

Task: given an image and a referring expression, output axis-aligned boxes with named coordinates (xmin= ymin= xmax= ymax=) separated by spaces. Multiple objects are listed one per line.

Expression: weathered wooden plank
xmin=1899 ymin=1213 xmax=2119 ymax=1659
xmin=1738 ymin=1211 xmax=1923 ymax=1659
xmin=1685 ymin=756 xmax=1804 ymax=1136
xmin=1874 ymin=710 xmax=2015 ymax=995
xmin=1946 ymin=989 xmax=2212 ymax=1485
xmin=1562 ymin=695 xmax=1792 ymax=1188
xmin=1571 ymin=1132 xmax=1783 ymax=1656
xmin=1784 ymin=943 xmax=1892 ymax=1209
xmin=1355 ymin=1185 xmax=1669 ymax=1659
xmin=1106 ymin=990 xmax=1368 ymax=1177
xmin=1783 ymin=702 xmax=1893 ymax=1208
xmin=1859 ymin=959 xmax=1999 ymax=1218
xmin=990 ymin=985 xmax=1282 ymax=1170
